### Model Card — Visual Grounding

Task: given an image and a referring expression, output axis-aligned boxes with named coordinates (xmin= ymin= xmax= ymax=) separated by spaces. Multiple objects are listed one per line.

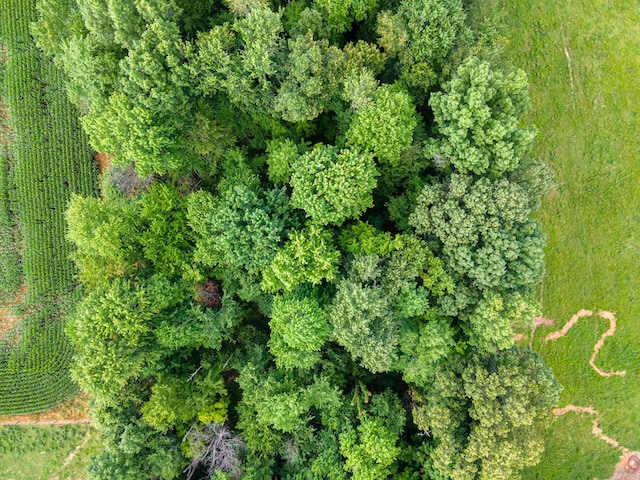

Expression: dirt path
xmin=544 ymin=310 xmax=626 ymax=377
xmin=554 ymin=406 xmax=639 ymax=479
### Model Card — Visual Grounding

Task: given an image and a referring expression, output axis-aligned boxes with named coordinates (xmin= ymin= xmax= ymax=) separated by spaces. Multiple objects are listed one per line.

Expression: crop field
xmin=471 ymin=0 xmax=640 ymax=478
xmin=0 ymin=0 xmax=98 ymax=415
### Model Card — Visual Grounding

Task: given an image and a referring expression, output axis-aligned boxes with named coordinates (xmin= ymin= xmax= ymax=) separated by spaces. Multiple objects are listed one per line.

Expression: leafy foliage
xmin=25 ymin=0 xmax=562 ymax=477
xmin=412 ymin=348 xmax=562 ymax=480
xmin=290 ymin=145 xmax=378 ymax=226
xmin=409 ymin=173 xmax=546 ymax=292
xmin=427 ymin=57 xmax=536 ymax=176
xmin=346 ymin=83 xmax=418 ymax=165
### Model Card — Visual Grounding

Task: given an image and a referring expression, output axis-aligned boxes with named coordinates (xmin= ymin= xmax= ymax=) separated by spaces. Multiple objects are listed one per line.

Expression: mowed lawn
xmin=471 ymin=0 xmax=640 ymax=478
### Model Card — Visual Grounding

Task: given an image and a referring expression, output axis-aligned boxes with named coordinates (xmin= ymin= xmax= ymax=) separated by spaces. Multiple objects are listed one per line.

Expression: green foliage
xmin=329 ymin=255 xmax=398 ymax=373
xmin=266 ymin=138 xmax=299 ymax=185
xmin=189 ymin=185 xmax=292 ymax=275
xmin=462 ymin=292 xmax=538 ymax=354
xmin=66 ymin=194 xmax=142 ymax=287
xmin=412 ymin=348 xmax=562 ymax=480
xmin=396 ymin=312 xmax=456 ymax=388
xmin=314 ymin=0 xmax=379 ymax=34
xmin=290 ymin=145 xmax=378 ymax=226
xmin=142 ymin=369 xmax=229 ymax=432
xmin=346 ymin=83 xmax=418 ymax=165
xmin=273 ymin=32 xmax=344 ymax=123
xmin=427 ymin=57 xmax=536 ymax=176
xmin=339 ymin=391 xmax=406 ymax=480
xmin=82 ymin=17 xmax=197 ymax=177
xmin=66 ymin=277 xmax=185 ymax=404
xmin=378 ymin=0 xmax=467 ymax=93
xmin=262 ymin=224 xmax=341 ymax=293
xmin=409 ymin=173 xmax=546 ymax=292
xmin=268 ymin=289 xmax=331 ymax=369
xmin=23 ymin=0 xmax=562 ymax=476
xmin=0 ymin=425 xmax=87 ymax=455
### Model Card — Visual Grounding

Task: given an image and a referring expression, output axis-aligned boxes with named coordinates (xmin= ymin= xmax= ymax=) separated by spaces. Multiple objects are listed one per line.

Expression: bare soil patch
xmin=0 ymin=393 xmax=91 ymax=425
xmin=597 ymin=452 xmax=640 ymax=480
xmin=0 ymin=284 xmax=27 ymax=338
xmin=94 ymin=151 xmax=112 ymax=174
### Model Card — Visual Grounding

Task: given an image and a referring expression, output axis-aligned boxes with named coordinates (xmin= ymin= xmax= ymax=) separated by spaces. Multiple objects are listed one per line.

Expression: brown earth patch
xmin=596 ymin=452 xmax=640 ymax=480
xmin=0 ymin=393 xmax=91 ymax=425
xmin=94 ymin=151 xmax=112 ymax=174
xmin=0 ymin=284 xmax=27 ymax=338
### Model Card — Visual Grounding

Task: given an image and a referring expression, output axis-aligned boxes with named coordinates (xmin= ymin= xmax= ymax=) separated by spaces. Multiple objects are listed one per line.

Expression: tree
xmin=412 ymin=348 xmax=562 ymax=480
xmin=377 ymin=0 xmax=468 ymax=94
xmin=338 ymin=390 xmax=407 ymax=480
xmin=65 ymin=193 xmax=143 ymax=288
xmin=346 ymin=83 xmax=418 ymax=165
xmin=261 ymin=224 xmax=341 ymax=293
xmin=329 ymin=255 xmax=398 ymax=373
xmin=188 ymin=186 xmax=292 ymax=275
xmin=66 ymin=276 xmax=187 ymax=404
xmin=273 ymin=32 xmax=344 ymax=123
xmin=427 ymin=57 xmax=536 ymax=177
xmin=409 ymin=173 xmax=546 ymax=293
xmin=290 ymin=145 xmax=378 ymax=226
xmin=82 ymin=17 xmax=198 ymax=176
xmin=268 ymin=288 xmax=332 ymax=370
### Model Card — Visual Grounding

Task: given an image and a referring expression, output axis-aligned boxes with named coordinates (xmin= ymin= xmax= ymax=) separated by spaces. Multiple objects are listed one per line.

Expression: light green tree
xmin=346 ymin=83 xmax=418 ymax=165
xmin=261 ymin=224 xmax=341 ymax=293
xmin=412 ymin=348 xmax=561 ymax=480
xmin=290 ymin=145 xmax=378 ymax=226
xmin=427 ymin=57 xmax=536 ymax=176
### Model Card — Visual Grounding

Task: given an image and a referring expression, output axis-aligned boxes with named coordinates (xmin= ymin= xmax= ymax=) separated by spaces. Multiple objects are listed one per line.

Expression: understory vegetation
xmin=1 ymin=0 xmax=570 ymax=478
xmin=0 ymin=0 xmax=98 ymax=415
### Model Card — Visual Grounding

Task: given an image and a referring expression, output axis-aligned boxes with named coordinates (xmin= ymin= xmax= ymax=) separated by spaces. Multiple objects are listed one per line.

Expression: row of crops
xmin=0 ymin=0 xmax=98 ymax=414
xmin=0 ymin=303 xmax=77 ymax=413
xmin=0 ymin=103 xmax=21 ymax=302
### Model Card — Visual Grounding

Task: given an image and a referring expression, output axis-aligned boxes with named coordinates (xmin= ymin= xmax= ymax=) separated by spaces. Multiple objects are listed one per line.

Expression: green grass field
xmin=0 ymin=425 xmax=98 ymax=480
xmin=471 ymin=0 xmax=640 ymax=478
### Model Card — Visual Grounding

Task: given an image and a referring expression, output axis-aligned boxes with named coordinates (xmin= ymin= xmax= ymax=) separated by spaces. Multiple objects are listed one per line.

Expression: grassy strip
xmin=470 ymin=0 xmax=640 ymax=478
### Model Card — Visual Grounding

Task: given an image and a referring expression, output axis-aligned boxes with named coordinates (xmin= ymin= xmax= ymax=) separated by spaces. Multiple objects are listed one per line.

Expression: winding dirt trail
xmin=554 ymin=406 xmax=639 ymax=479
xmin=544 ymin=310 xmax=636 ymax=478
xmin=544 ymin=310 xmax=626 ymax=377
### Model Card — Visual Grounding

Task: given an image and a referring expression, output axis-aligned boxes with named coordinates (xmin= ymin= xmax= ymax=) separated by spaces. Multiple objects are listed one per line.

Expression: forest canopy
xmin=31 ymin=0 xmax=560 ymax=478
